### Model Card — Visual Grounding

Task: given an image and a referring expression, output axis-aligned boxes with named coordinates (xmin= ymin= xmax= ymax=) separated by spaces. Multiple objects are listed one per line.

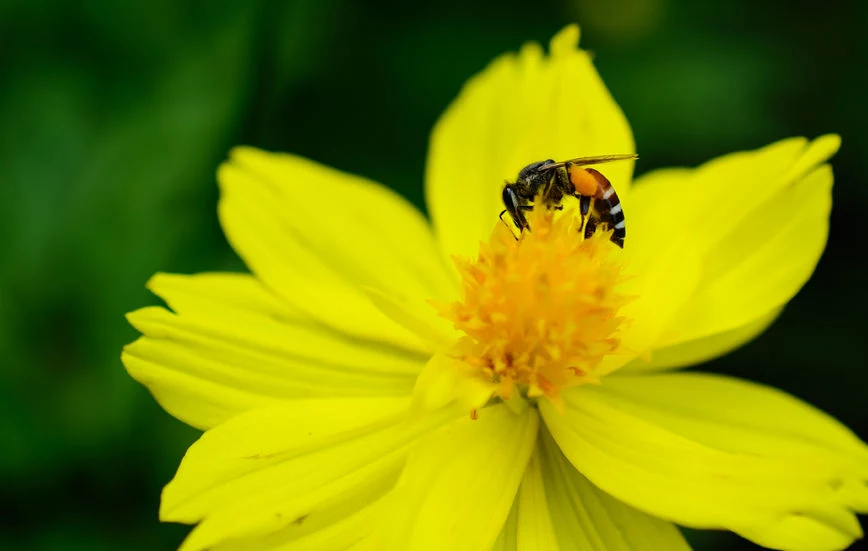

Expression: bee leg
xmin=499 ymin=210 xmax=520 ymax=240
xmin=584 ymin=214 xmax=599 ymax=240
xmin=577 ymin=195 xmax=591 ymax=233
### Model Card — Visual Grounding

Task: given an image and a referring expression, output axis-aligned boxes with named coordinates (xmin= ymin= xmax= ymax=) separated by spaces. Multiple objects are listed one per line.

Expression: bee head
xmin=517 ymin=159 xmax=553 ymax=181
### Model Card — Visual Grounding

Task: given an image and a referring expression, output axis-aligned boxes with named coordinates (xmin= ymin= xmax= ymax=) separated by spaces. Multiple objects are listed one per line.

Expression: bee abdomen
xmin=586 ymin=168 xmax=626 ymax=248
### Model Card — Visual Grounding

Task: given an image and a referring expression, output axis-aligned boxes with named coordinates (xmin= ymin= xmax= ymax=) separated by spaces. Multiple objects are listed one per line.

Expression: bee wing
xmin=540 ymin=153 xmax=638 ymax=170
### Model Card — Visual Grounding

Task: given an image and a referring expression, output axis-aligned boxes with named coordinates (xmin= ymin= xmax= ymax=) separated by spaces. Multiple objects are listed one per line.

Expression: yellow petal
xmin=627 ymin=136 xmax=838 ymax=365
xmin=541 ymin=377 xmax=867 ymax=550
xmin=493 ymin=433 xmax=692 ymax=551
xmin=363 ymin=285 xmax=461 ymax=349
xmin=163 ymin=398 xmax=458 ymax=551
xmin=381 ymin=405 xmax=539 ymax=551
xmin=219 ymin=147 xmax=456 ymax=353
xmin=511 ymin=446 xmax=562 ymax=551
xmin=633 ymin=135 xmax=837 ymax=255
xmin=410 ymin=348 xmax=499 ymax=415
xmin=595 ymin=372 xmax=868 ymax=494
xmin=737 ymin=514 xmax=862 ymax=551
xmin=666 ymin=162 xmax=832 ymax=346
xmin=491 ymin=499 xmax=521 ymax=551
xmin=538 ymin=430 xmax=691 ymax=550
xmin=624 ymin=307 xmax=781 ymax=371
xmin=122 ymin=273 xmax=423 ymax=430
xmin=598 ymin=222 xmax=701 ymax=375
xmin=426 ymin=25 xmax=635 ymax=259
xmin=591 ymin=178 xmax=703 ymax=375
xmin=598 ymin=372 xmax=868 ymax=550
xmin=212 ymin=496 xmax=387 ymax=551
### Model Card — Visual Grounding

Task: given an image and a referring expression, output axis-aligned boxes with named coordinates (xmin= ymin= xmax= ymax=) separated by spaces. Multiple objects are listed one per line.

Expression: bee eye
xmin=502 ymin=187 xmax=519 ymax=210
xmin=502 ymin=187 xmax=527 ymax=230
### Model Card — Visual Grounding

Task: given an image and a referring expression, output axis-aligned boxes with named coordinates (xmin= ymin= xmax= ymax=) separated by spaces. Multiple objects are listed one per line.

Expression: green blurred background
xmin=1 ymin=0 xmax=866 ymax=549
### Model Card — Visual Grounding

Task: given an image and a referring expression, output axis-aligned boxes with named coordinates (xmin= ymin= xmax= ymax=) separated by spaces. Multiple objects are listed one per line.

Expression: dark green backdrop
xmin=1 ymin=0 xmax=865 ymax=549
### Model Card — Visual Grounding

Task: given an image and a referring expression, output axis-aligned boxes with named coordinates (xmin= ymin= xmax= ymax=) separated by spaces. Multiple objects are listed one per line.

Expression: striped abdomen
xmin=568 ymin=165 xmax=626 ymax=248
xmin=587 ymin=168 xmax=626 ymax=247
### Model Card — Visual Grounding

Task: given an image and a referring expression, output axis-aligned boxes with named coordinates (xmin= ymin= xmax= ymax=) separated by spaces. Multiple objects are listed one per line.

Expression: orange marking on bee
xmin=568 ymin=165 xmax=598 ymax=196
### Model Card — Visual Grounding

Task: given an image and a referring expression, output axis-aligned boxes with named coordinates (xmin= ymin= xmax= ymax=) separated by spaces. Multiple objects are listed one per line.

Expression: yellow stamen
xmin=435 ymin=205 xmax=631 ymax=403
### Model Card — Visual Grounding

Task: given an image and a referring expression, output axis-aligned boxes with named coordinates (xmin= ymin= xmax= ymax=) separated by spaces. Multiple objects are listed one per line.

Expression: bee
xmin=500 ymin=154 xmax=637 ymax=248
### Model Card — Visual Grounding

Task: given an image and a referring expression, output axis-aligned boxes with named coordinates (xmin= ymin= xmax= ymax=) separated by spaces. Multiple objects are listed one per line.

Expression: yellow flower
xmin=123 ymin=25 xmax=867 ymax=551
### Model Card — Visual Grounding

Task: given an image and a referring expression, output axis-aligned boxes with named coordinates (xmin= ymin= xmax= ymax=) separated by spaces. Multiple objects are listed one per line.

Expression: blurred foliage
xmin=0 ymin=0 xmax=865 ymax=549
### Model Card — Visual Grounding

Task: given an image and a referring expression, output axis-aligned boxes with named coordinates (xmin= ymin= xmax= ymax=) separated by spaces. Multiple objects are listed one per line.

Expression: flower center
xmin=435 ymin=205 xmax=631 ymax=403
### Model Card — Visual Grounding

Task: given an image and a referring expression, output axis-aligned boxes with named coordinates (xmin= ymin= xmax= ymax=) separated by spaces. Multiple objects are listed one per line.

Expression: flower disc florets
xmin=437 ymin=204 xmax=632 ymax=402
